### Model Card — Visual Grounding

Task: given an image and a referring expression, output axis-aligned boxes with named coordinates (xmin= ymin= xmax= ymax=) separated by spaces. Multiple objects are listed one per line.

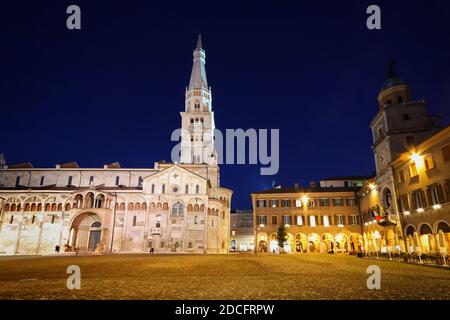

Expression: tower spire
xmin=188 ymin=35 xmax=208 ymax=90
xmin=196 ymin=34 xmax=202 ymax=49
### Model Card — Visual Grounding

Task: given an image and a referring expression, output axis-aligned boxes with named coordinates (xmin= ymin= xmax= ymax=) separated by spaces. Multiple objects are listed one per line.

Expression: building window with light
xmin=335 ymin=215 xmax=344 ymax=226
xmin=271 ymin=216 xmax=277 ymax=225
xmin=424 ymin=155 xmax=434 ymax=171
xmin=257 ymin=200 xmax=266 ymax=207
xmin=270 ymin=200 xmax=278 ymax=208
xmin=400 ymin=194 xmax=410 ymax=211
xmin=295 ymin=199 xmax=302 ymax=207
xmin=346 ymin=198 xmax=356 ymax=206
xmin=428 ymin=184 xmax=443 ymax=205
xmin=323 ymin=215 xmax=330 ymax=227
xmin=258 ymin=215 xmax=267 ymax=225
xmin=409 ymin=162 xmax=418 ymax=177
xmin=350 ymin=215 xmax=359 ymax=225
xmin=319 ymin=198 xmax=330 ymax=207
xmin=283 ymin=215 xmax=292 ymax=225
xmin=309 ymin=215 xmax=316 ymax=227
xmin=332 ymin=198 xmax=343 ymax=207
xmin=412 ymin=190 xmax=425 ymax=209
xmin=308 ymin=199 xmax=316 ymax=207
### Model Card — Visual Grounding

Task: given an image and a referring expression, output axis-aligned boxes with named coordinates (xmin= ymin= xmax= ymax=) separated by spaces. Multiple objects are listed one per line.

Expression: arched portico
xmin=67 ymin=212 xmax=104 ymax=252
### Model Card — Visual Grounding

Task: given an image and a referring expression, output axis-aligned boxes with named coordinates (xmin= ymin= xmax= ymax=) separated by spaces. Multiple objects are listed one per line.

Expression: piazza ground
xmin=0 ymin=254 xmax=449 ymax=300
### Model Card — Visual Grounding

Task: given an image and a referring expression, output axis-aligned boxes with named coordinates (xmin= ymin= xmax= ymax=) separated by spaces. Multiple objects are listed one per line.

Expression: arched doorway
xmin=283 ymin=233 xmax=293 ymax=253
xmin=88 ymin=222 xmax=102 ymax=251
xmin=335 ymin=233 xmax=348 ymax=253
xmin=269 ymin=233 xmax=278 ymax=253
xmin=69 ymin=212 xmax=103 ymax=252
xmin=307 ymin=233 xmax=320 ymax=253
xmin=321 ymin=233 xmax=334 ymax=253
xmin=419 ymin=224 xmax=433 ymax=253
xmin=349 ymin=233 xmax=363 ymax=253
xmin=257 ymin=233 xmax=268 ymax=253
xmin=295 ymin=233 xmax=307 ymax=253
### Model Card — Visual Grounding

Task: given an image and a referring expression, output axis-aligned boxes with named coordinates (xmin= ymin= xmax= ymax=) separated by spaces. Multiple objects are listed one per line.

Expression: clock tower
xmin=370 ymin=61 xmax=441 ymax=223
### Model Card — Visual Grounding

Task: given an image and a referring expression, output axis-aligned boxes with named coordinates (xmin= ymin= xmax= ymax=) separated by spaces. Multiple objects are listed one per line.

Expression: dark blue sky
xmin=1 ymin=0 xmax=449 ymax=209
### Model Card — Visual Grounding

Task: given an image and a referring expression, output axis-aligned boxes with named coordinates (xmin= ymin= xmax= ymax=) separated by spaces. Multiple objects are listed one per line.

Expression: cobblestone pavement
xmin=0 ymin=253 xmax=449 ymax=299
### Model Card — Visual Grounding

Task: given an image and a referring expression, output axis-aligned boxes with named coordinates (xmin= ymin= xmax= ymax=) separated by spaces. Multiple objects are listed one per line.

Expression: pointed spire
xmin=196 ymin=34 xmax=202 ymax=50
xmin=188 ymin=35 xmax=208 ymax=90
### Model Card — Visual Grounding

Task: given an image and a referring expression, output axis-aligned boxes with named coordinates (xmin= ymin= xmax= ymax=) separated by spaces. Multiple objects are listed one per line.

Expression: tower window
xmin=15 ymin=176 xmax=21 ymax=187
xmin=40 ymin=176 xmax=45 ymax=186
xmin=185 ymin=184 xmax=189 ymax=194
xmin=138 ymin=176 xmax=143 ymax=187
xmin=67 ymin=176 xmax=73 ymax=186
xmin=89 ymin=176 xmax=94 ymax=185
xmin=132 ymin=216 xmax=137 ymax=226
xmin=115 ymin=176 xmax=120 ymax=186
xmin=196 ymin=185 xmax=200 ymax=194
xmin=151 ymin=184 xmax=155 ymax=193
xmin=162 ymin=184 xmax=166 ymax=194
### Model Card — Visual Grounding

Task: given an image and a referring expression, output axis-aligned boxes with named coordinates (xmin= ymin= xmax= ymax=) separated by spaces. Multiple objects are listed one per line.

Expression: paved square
xmin=0 ymin=254 xmax=449 ymax=299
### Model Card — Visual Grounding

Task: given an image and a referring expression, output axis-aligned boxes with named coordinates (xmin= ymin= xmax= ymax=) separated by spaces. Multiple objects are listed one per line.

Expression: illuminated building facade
xmin=0 ymin=37 xmax=232 ymax=255
xmin=360 ymin=64 xmax=450 ymax=255
xmin=252 ymin=63 xmax=450 ymax=256
xmin=251 ymin=179 xmax=367 ymax=254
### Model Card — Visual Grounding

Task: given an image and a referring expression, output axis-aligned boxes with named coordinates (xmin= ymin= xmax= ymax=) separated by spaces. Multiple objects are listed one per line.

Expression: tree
xmin=277 ymin=224 xmax=288 ymax=253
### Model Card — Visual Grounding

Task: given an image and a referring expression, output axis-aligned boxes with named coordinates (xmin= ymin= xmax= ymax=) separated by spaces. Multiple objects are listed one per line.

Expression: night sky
xmin=1 ymin=0 xmax=449 ymax=209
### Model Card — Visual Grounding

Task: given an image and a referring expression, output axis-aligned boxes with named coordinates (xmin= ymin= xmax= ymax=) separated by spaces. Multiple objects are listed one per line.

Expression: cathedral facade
xmin=0 ymin=36 xmax=232 ymax=255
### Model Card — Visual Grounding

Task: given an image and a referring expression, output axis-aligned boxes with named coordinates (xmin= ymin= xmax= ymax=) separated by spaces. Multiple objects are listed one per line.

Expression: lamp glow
xmin=301 ymin=195 xmax=308 ymax=206
xmin=432 ymin=204 xmax=442 ymax=210
xmin=417 ymin=208 xmax=424 ymax=213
